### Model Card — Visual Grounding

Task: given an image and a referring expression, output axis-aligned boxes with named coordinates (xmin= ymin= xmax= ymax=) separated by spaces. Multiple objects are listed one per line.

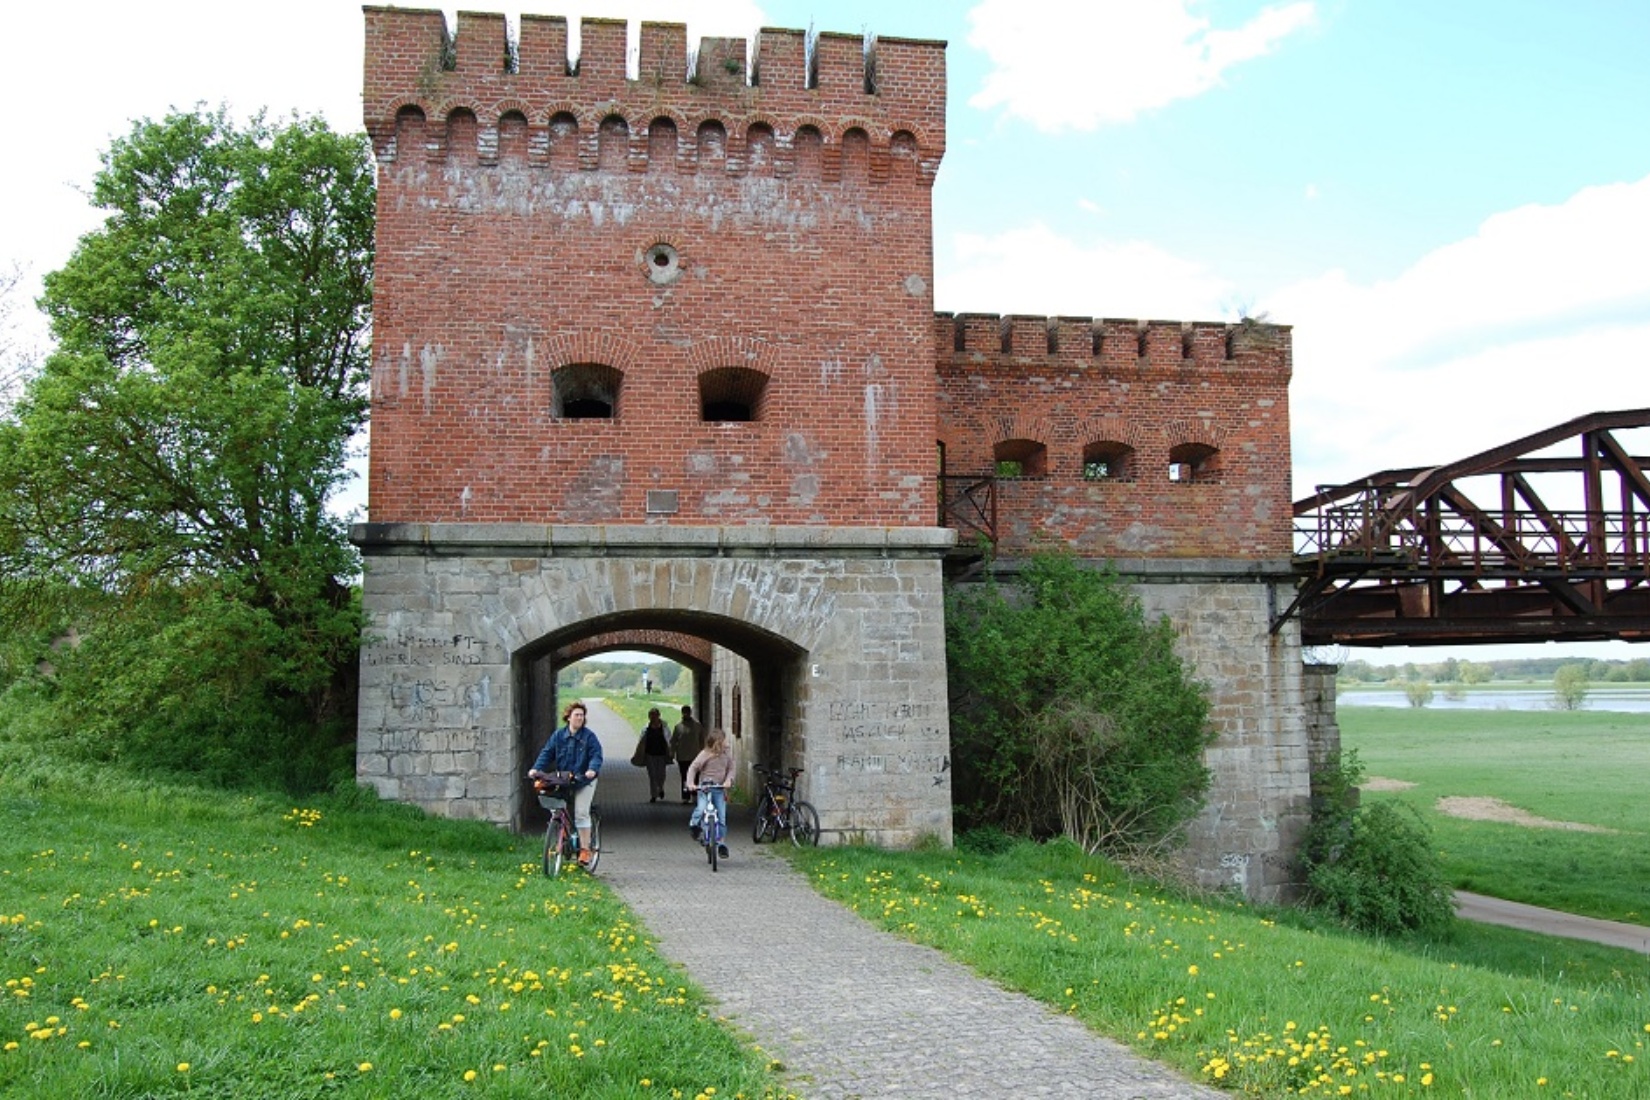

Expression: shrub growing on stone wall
xmin=946 ymin=552 xmax=1213 ymax=860
xmin=1299 ymin=750 xmax=1455 ymax=938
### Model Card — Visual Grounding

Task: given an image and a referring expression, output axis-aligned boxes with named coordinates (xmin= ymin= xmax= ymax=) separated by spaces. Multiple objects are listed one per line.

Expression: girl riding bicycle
xmin=528 ymin=701 xmax=603 ymax=867
xmin=686 ymin=727 xmax=735 ymax=859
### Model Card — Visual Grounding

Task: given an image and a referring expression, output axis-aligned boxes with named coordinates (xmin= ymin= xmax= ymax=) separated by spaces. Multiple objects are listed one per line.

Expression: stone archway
xmin=512 ymin=608 xmax=807 ymax=831
xmin=355 ymin=523 xmax=955 ymax=845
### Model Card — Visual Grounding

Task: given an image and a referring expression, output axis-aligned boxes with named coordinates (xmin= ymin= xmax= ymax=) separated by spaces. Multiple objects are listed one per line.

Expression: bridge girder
xmin=1285 ymin=409 xmax=1650 ymax=646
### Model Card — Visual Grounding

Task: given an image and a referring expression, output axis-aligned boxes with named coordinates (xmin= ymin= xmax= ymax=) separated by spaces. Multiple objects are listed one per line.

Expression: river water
xmin=1338 ymin=688 xmax=1650 ymax=714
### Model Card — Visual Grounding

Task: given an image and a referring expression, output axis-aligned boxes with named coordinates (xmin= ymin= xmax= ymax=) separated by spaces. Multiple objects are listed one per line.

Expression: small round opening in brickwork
xmin=643 ymin=243 xmax=680 ymax=285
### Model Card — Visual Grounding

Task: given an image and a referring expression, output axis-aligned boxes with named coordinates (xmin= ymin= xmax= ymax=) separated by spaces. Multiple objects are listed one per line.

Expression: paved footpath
xmin=580 ymin=700 xmax=1221 ymax=1099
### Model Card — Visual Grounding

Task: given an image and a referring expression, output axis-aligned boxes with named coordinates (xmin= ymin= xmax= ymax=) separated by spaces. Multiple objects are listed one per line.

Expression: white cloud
xmin=1271 ymin=174 xmax=1650 ymax=497
xmin=966 ymin=0 xmax=1315 ymax=131
xmin=936 ymin=222 xmax=1232 ymax=319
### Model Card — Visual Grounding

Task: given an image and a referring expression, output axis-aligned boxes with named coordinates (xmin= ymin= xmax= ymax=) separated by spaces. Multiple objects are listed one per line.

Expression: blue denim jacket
xmin=533 ymin=725 xmax=604 ymax=787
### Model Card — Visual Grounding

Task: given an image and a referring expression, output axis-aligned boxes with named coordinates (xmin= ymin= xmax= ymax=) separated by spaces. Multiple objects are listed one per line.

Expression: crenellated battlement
xmin=364 ymin=6 xmax=946 ymax=177
xmin=934 ymin=312 xmax=1291 ymax=376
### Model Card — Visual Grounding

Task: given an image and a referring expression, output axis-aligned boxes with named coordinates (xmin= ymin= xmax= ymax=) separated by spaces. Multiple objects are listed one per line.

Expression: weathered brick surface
xmin=364 ymin=7 xmax=946 ymax=529
xmin=937 ymin=315 xmax=1293 ymax=558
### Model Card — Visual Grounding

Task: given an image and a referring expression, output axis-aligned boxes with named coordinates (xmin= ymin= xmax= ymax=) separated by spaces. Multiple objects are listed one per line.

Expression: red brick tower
xmin=362 ymin=9 xmax=947 ymax=527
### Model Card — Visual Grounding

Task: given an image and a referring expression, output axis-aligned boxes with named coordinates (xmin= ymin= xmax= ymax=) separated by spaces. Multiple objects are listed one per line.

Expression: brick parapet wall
xmin=363 ymin=8 xmax=946 ymax=172
xmin=936 ymin=313 xmax=1293 ymax=559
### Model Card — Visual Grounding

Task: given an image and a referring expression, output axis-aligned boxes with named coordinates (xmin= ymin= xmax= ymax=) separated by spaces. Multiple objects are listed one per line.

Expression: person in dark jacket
xmin=670 ymin=704 xmax=705 ymax=804
xmin=640 ymin=707 xmax=672 ymax=802
xmin=528 ymin=701 xmax=604 ymax=866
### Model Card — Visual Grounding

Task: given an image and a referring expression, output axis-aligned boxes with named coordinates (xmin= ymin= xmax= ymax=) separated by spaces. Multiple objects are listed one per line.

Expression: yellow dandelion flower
xmin=463 ymin=1069 xmax=477 ymax=1082
xmin=390 ymin=1008 xmax=402 ymax=1020
xmin=177 ymin=1063 xmax=191 ymax=1073
xmin=358 ymin=1062 xmax=373 ymax=1073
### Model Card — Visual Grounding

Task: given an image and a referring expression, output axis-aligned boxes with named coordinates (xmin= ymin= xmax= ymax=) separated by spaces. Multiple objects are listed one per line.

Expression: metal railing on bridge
xmin=1282 ymin=409 xmax=1650 ymax=645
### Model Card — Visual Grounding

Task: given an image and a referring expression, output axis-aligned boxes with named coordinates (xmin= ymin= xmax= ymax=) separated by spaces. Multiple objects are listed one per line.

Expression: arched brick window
xmin=994 ymin=438 xmax=1047 ymax=478
xmin=553 ymin=363 xmax=622 ymax=420
xmin=498 ymin=110 xmax=529 ymax=163
xmin=698 ymin=367 xmax=767 ymax=422
xmin=1083 ymin=441 xmax=1135 ymax=481
xmin=1169 ymin=442 xmax=1219 ymax=483
xmin=697 ymin=120 xmax=726 ymax=169
xmin=598 ymin=114 xmax=629 ymax=171
xmin=647 ymin=117 xmax=678 ymax=170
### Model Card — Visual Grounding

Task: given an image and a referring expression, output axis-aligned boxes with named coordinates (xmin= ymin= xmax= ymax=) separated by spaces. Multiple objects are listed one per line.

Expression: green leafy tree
xmin=1553 ymin=663 xmax=1590 ymax=711
xmin=1458 ymin=661 xmax=1493 ymax=685
xmin=1403 ymin=680 xmax=1434 ymax=708
xmin=1299 ymin=750 xmax=1455 ymax=938
xmin=0 ymin=108 xmax=373 ymax=790
xmin=947 ymin=553 xmax=1212 ymax=859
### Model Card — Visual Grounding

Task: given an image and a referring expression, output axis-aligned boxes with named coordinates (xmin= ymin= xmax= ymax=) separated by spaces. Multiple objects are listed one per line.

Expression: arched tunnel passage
xmin=513 ymin=609 xmax=808 ymax=836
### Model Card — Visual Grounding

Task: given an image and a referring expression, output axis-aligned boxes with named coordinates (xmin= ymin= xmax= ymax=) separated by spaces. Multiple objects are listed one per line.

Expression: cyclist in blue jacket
xmin=528 ymin=701 xmax=604 ymax=866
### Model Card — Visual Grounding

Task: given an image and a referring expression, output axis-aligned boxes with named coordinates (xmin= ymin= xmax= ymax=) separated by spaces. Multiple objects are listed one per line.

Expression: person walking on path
xmin=527 ymin=701 xmax=603 ymax=866
xmin=686 ymin=727 xmax=736 ymax=860
xmin=670 ymin=704 xmax=704 ymax=804
xmin=639 ymin=707 xmax=672 ymax=802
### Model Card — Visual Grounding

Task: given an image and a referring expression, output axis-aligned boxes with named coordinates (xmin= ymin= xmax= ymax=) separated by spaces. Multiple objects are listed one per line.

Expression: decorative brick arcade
xmin=353 ymin=8 xmax=1315 ymax=900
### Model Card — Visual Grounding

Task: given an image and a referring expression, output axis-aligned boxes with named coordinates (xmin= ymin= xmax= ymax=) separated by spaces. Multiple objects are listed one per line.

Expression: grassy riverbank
xmin=0 ymin=765 xmax=789 ymax=1100
xmin=1340 ymin=706 xmax=1650 ymax=924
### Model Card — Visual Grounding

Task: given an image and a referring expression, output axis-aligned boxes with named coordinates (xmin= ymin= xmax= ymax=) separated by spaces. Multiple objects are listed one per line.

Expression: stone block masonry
xmin=355 ymin=524 xmax=954 ymax=842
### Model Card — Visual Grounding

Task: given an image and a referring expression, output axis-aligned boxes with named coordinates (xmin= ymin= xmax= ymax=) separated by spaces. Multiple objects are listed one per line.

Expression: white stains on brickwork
xmin=904 ymin=273 xmax=927 ymax=297
xmin=420 ymin=344 xmax=443 ymax=409
xmin=1115 ymin=521 xmax=1169 ymax=553
xmin=460 ymin=486 xmax=472 ymax=515
xmin=818 ymin=359 xmax=844 ymax=387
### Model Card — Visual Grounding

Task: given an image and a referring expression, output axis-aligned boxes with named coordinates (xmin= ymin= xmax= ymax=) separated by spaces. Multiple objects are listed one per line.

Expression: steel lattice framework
xmin=1283 ymin=409 xmax=1650 ymax=646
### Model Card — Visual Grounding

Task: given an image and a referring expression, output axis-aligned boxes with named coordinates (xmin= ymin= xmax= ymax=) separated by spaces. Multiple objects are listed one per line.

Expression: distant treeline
xmin=1338 ymin=656 xmax=1650 ymax=683
xmin=556 ymin=659 xmax=689 ymax=694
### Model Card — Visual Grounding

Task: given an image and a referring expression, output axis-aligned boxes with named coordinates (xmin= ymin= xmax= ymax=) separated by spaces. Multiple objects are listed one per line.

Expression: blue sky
xmin=4 ymin=1 xmax=1647 ymax=663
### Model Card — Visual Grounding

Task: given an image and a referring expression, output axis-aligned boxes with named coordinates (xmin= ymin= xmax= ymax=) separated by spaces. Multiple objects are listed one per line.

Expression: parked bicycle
xmin=535 ymin=772 xmax=601 ymax=876
xmin=691 ymin=781 xmax=728 ymax=871
xmin=751 ymin=765 xmax=819 ymax=847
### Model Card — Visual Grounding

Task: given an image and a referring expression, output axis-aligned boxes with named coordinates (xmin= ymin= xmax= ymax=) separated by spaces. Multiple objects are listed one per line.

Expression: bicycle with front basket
xmin=534 ymin=772 xmax=601 ymax=876
xmin=751 ymin=765 xmax=819 ymax=847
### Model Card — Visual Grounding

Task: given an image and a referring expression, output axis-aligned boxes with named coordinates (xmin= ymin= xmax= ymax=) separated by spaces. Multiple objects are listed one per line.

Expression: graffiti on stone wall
xmin=827 ymin=699 xmax=945 ymax=742
xmin=835 ymin=753 xmax=949 ymax=776
xmin=368 ymin=633 xmax=498 ymax=726
xmin=365 ymin=631 xmax=494 ymax=667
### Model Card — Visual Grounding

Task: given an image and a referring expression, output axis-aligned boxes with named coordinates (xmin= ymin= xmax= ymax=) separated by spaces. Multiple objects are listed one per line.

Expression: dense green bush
xmin=946 ymin=552 xmax=1212 ymax=859
xmin=1299 ymin=751 xmax=1455 ymax=937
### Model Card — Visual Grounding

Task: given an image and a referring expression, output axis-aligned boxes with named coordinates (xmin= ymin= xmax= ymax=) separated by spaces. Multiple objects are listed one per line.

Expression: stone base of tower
xmin=352 ymin=523 xmax=955 ymax=846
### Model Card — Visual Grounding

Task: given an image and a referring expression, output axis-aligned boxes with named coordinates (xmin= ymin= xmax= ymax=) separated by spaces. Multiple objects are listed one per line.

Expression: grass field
xmin=0 ymin=769 xmax=789 ymax=1100
xmin=1339 ymin=706 xmax=1650 ymax=925
xmin=795 ymin=840 xmax=1650 ymax=1097
xmin=5 ymin=702 xmax=1647 ymax=1097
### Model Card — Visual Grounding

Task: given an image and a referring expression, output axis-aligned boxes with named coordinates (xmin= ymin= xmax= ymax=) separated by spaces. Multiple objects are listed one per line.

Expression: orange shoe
xmin=577 ymin=849 xmax=594 ymax=867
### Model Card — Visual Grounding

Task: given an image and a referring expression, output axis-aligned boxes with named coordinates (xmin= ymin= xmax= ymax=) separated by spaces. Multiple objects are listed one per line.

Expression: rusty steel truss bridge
xmin=1281 ymin=409 xmax=1650 ymax=646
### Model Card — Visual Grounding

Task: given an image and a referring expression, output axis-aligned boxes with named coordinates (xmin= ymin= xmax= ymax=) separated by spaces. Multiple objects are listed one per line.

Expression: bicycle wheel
xmin=542 ymin=818 xmax=558 ymax=877
xmin=585 ymin=810 xmax=602 ymax=874
xmin=549 ymin=816 xmax=570 ymax=877
xmin=788 ymin=800 xmax=820 ymax=847
xmin=751 ymin=797 xmax=775 ymax=844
